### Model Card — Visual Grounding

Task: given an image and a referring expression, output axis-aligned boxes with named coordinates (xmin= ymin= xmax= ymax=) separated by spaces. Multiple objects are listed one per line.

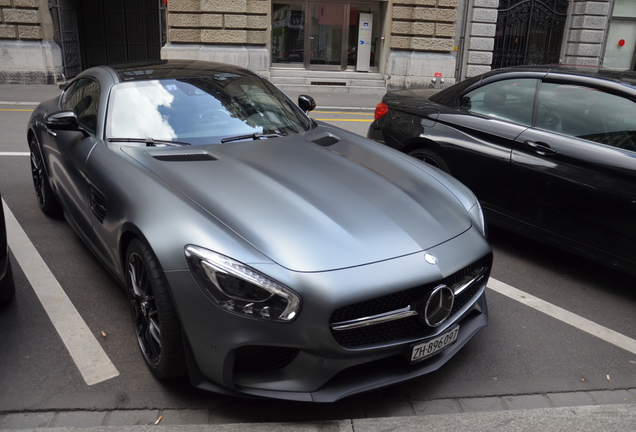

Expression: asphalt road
xmin=1 ymin=85 xmax=636 ymax=423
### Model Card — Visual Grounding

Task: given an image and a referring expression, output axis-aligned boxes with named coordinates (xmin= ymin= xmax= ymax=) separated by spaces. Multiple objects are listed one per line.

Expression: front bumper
xmin=165 ymin=227 xmax=491 ymax=402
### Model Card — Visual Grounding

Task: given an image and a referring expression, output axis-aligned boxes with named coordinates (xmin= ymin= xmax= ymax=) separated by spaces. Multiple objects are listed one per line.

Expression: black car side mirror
xmin=298 ymin=95 xmax=316 ymax=114
xmin=45 ymin=110 xmax=89 ymax=137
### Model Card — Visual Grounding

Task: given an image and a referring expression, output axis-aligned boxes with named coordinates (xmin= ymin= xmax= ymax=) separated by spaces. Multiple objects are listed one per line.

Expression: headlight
xmin=468 ymin=200 xmax=487 ymax=237
xmin=185 ymin=245 xmax=301 ymax=322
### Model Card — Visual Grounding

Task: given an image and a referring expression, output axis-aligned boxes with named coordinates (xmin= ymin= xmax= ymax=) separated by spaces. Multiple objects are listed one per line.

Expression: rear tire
xmin=29 ymin=137 xmax=62 ymax=216
xmin=409 ymin=148 xmax=451 ymax=174
xmin=126 ymin=238 xmax=186 ymax=379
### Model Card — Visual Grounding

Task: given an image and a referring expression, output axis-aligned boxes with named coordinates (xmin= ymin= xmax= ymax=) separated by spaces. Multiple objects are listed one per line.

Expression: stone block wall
xmin=167 ymin=0 xmax=268 ymax=45
xmin=563 ymin=0 xmax=610 ymax=66
xmin=0 ymin=0 xmax=62 ymax=84
xmin=390 ymin=0 xmax=458 ymax=52
xmin=0 ymin=0 xmax=42 ymax=41
xmin=162 ymin=0 xmax=270 ymax=76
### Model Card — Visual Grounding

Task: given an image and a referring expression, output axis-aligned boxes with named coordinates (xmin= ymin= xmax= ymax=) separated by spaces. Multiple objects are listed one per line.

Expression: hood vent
xmin=311 ymin=134 xmax=340 ymax=147
xmin=153 ymin=153 xmax=217 ymax=162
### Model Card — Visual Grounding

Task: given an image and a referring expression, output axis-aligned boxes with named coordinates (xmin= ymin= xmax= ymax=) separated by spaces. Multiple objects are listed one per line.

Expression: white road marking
xmin=2 ymin=199 xmax=120 ymax=385
xmin=0 ymin=152 xmax=29 ymax=156
xmin=488 ymin=278 xmax=636 ymax=355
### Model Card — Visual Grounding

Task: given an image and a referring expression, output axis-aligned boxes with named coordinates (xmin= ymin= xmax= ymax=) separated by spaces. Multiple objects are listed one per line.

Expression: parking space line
xmin=488 ymin=278 xmax=636 ymax=355
xmin=2 ymin=199 xmax=120 ymax=385
xmin=0 ymin=152 xmax=29 ymax=156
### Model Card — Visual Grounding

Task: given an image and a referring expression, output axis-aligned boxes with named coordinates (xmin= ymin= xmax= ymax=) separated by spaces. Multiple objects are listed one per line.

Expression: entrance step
xmin=270 ymin=68 xmax=387 ymax=95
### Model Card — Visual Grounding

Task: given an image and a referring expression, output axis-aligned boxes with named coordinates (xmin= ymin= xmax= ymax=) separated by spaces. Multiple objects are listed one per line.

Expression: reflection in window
xmin=538 ymin=83 xmax=636 ymax=151
xmin=461 ymin=78 xmax=538 ymax=126
xmin=106 ymin=75 xmax=311 ymax=145
xmin=109 ymin=82 xmax=176 ymax=140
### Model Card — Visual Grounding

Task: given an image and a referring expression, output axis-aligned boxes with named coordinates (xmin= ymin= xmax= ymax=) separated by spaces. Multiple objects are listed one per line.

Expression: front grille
xmin=329 ymin=254 xmax=492 ymax=348
xmin=233 ymin=346 xmax=299 ymax=374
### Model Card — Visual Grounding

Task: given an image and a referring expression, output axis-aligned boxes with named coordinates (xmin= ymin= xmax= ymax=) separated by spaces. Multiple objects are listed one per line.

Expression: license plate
xmin=409 ymin=326 xmax=459 ymax=363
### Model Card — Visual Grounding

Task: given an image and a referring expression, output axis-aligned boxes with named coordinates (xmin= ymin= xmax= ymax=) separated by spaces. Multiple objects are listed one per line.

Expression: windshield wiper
xmin=107 ymin=137 xmax=190 ymax=146
xmin=220 ymin=132 xmax=285 ymax=143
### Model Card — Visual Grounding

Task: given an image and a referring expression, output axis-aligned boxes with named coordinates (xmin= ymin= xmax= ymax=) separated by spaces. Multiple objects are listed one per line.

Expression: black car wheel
xmin=0 ymin=259 xmax=15 ymax=304
xmin=409 ymin=148 xmax=451 ymax=174
xmin=126 ymin=238 xmax=186 ymax=379
xmin=29 ymin=137 xmax=61 ymax=216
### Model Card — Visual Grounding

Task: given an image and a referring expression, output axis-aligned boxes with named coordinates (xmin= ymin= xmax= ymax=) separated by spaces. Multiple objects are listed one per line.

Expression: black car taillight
xmin=374 ymin=102 xmax=389 ymax=120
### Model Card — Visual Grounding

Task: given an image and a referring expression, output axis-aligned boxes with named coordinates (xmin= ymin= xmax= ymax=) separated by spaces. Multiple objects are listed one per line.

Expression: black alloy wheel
xmin=29 ymin=137 xmax=61 ymax=215
xmin=0 ymin=259 xmax=15 ymax=304
xmin=126 ymin=238 xmax=186 ymax=379
xmin=409 ymin=148 xmax=451 ymax=174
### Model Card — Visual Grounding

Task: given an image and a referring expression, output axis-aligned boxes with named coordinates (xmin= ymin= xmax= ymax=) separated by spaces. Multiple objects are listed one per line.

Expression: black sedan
xmin=368 ymin=65 xmax=636 ymax=274
xmin=0 ymin=191 xmax=15 ymax=304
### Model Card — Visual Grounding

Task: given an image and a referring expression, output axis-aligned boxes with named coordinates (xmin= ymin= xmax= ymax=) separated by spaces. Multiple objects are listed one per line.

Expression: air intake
xmin=153 ymin=153 xmax=217 ymax=162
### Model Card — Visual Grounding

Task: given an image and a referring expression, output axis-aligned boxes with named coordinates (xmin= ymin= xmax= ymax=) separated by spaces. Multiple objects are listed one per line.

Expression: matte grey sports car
xmin=0 ymin=190 xmax=15 ymax=305
xmin=27 ymin=60 xmax=492 ymax=402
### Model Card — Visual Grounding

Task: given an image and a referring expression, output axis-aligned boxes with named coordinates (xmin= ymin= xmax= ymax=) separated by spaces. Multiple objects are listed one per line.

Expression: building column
xmin=463 ymin=0 xmax=497 ymax=79
xmin=563 ymin=0 xmax=611 ymax=66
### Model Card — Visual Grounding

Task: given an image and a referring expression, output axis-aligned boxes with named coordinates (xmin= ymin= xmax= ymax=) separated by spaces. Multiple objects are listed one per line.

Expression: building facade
xmin=0 ymin=0 xmax=634 ymax=92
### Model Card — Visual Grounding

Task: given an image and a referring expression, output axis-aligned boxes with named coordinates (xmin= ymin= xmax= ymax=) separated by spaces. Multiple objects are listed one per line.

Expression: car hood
xmin=120 ymin=130 xmax=472 ymax=272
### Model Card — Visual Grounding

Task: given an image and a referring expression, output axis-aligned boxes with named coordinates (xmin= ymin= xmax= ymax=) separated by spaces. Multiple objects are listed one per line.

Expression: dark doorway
xmin=492 ymin=0 xmax=568 ymax=69
xmin=77 ymin=0 xmax=163 ymax=70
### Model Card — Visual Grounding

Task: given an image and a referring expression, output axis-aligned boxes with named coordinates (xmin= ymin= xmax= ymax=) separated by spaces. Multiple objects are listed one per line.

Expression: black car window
xmin=62 ymin=78 xmax=100 ymax=135
xmin=538 ymin=83 xmax=636 ymax=151
xmin=460 ymin=78 xmax=538 ymax=126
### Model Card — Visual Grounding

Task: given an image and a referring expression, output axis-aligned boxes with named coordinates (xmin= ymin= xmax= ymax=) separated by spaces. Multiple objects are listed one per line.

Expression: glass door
xmin=308 ymin=3 xmax=345 ymax=70
xmin=271 ymin=3 xmax=306 ymax=67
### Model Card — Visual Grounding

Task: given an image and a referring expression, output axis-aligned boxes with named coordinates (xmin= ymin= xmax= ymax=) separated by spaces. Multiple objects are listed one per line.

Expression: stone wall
xmin=0 ymin=0 xmax=61 ymax=84
xmin=563 ymin=0 xmax=610 ymax=66
xmin=386 ymin=0 xmax=459 ymax=90
xmin=162 ymin=0 xmax=270 ymax=77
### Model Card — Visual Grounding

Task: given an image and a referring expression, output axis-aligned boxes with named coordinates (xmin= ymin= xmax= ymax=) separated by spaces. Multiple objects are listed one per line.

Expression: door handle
xmin=524 ymin=141 xmax=557 ymax=156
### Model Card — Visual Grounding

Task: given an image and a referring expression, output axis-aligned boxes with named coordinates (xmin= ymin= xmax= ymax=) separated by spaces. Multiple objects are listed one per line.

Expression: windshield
xmin=105 ymin=74 xmax=312 ymax=145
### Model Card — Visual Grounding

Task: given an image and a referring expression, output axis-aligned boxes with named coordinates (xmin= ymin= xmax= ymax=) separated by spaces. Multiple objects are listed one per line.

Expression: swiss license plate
xmin=409 ymin=326 xmax=459 ymax=363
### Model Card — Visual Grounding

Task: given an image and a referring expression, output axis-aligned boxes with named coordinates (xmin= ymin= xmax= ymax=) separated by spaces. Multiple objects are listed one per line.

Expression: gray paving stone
xmin=458 ymin=396 xmax=506 ymax=412
xmin=502 ymin=394 xmax=551 ymax=410
xmin=49 ymin=411 xmax=107 ymax=427
xmin=103 ymin=409 xmax=161 ymax=426
xmin=412 ymin=399 xmax=461 ymax=416
xmin=547 ymin=391 xmax=595 ymax=407
xmin=364 ymin=401 xmax=415 ymax=418
xmin=589 ymin=390 xmax=636 ymax=405
xmin=159 ymin=409 xmax=210 ymax=425
xmin=0 ymin=412 xmax=54 ymax=429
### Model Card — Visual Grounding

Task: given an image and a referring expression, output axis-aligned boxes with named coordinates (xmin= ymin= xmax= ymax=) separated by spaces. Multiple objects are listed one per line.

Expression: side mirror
xmin=298 ymin=95 xmax=316 ymax=114
xmin=45 ymin=110 xmax=89 ymax=136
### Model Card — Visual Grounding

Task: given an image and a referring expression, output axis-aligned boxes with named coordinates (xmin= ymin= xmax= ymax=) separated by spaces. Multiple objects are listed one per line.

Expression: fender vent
xmin=153 ymin=153 xmax=217 ymax=162
xmin=90 ymin=186 xmax=107 ymax=223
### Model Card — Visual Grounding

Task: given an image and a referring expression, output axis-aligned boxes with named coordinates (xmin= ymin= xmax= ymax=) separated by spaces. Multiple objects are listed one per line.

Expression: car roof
xmin=483 ymin=65 xmax=636 ymax=88
xmin=104 ymin=59 xmax=256 ymax=83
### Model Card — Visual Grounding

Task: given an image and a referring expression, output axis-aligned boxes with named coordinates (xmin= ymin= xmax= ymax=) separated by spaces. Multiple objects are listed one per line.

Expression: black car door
xmin=512 ymin=80 xmax=636 ymax=265
xmin=44 ymin=78 xmax=100 ymax=239
xmin=434 ymin=77 xmax=538 ymax=214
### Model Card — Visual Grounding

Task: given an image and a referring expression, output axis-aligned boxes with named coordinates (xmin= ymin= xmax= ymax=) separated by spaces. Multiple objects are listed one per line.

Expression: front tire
xmin=408 ymin=148 xmax=451 ymax=174
xmin=29 ymin=137 xmax=62 ymax=216
xmin=0 ymin=259 xmax=15 ymax=304
xmin=126 ymin=238 xmax=186 ymax=379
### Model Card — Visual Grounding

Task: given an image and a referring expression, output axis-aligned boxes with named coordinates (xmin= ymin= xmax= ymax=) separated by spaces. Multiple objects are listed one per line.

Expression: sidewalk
xmin=2 ymin=402 xmax=636 ymax=431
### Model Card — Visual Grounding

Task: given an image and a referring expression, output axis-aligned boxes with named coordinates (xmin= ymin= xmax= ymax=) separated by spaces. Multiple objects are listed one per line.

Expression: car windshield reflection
xmin=106 ymin=76 xmax=311 ymax=146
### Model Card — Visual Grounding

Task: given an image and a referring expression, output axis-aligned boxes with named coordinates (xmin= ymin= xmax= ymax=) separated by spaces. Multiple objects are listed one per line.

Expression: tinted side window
xmin=62 ymin=78 xmax=100 ymax=134
xmin=538 ymin=83 xmax=636 ymax=151
xmin=461 ymin=78 xmax=537 ymax=126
